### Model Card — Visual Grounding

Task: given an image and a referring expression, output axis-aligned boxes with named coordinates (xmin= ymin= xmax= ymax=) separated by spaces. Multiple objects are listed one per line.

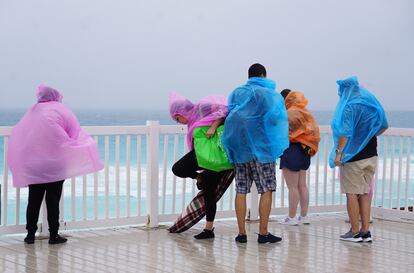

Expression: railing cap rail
xmin=0 ymin=124 xmax=413 ymax=136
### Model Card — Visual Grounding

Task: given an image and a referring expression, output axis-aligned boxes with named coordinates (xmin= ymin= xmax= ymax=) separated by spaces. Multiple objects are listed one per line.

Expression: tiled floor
xmin=1 ymin=213 xmax=413 ymax=273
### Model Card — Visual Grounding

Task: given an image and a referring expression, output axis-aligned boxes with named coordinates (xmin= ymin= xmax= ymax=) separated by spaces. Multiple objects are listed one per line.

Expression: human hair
xmin=248 ymin=63 xmax=267 ymax=78
xmin=280 ymin=89 xmax=291 ymax=99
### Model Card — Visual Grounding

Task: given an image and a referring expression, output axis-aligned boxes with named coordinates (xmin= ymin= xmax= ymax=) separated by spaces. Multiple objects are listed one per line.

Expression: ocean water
xmin=0 ymin=110 xmax=413 ymax=225
xmin=1 ymin=109 xmax=414 ymax=127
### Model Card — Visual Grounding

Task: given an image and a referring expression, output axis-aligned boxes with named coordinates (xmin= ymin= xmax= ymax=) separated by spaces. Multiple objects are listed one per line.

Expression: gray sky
xmin=0 ymin=0 xmax=413 ymax=111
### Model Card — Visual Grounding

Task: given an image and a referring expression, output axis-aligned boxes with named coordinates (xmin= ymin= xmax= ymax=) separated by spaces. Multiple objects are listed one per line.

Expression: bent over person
xmin=7 ymin=85 xmax=104 ymax=244
xmin=169 ymin=92 xmax=229 ymax=239
xmin=330 ymin=77 xmax=388 ymax=243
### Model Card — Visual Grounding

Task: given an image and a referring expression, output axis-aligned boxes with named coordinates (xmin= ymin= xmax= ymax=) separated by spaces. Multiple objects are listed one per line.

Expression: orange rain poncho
xmin=284 ymin=91 xmax=320 ymax=156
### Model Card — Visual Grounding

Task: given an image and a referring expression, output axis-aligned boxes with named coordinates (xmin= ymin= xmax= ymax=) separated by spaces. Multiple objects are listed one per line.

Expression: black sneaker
xmin=257 ymin=233 xmax=282 ymax=244
xmin=194 ymin=229 xmax=215 ymax=239
xmin=235 ymin=234 xmax=247 ymax=243
xmin=24 ymin=235 xmax=35 ymax=244
xmin=49 ymin=234 xmax=67 ymax=245
xmin=361 ymin=231 xmax=372 ymax=243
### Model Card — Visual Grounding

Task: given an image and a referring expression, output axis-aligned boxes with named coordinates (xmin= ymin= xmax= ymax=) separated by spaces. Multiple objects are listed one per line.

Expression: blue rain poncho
xmin=329 ymin=76 xmax=388 ymax=168
xmin=222 ymin=77 xmax=289 ymax=164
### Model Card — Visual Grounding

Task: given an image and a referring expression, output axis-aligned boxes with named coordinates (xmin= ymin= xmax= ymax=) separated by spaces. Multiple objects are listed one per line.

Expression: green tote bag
xmin=193 ymin=125 xmax=233 ymax=172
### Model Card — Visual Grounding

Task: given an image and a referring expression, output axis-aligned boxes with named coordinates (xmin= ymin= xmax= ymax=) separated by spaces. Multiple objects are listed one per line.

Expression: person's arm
xmin=334 ymin=136 xmax=348 ymax=166
xmin=62 ymin=106 xmax=81 ymax=139
xmin=206 ymin=117 xmax=225 ymax=138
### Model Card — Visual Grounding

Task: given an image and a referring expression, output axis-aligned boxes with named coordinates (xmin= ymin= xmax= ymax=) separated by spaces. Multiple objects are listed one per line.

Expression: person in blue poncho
xmin=222 ymin=63 xmax=289 ymax=244
xmin=330 ymin=76 xmax=388 ymax=243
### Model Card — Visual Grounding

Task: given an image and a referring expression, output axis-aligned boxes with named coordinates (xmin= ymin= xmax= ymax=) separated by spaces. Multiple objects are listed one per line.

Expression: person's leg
xmin=204 ymin=171 xmax=222 ymax=228
xmin=26 ymin=183 xmax=46 ymax=240
xmin=255 ymin=161 xmax=281 ymax=243
xmin=235 ymin=193 xmax=247 ymax=235
xmin=282 ymin=168 xmax=300 ymax=218
xmin=346 ymin=193 xmax=360 ymax=233
xmin=234 ymin=163 xmax=250 ymax=237
xmin=339 ymin=193 xmax=363 ymax=242
xmin=258 ymin=191 xmax=272 ymax=235
xmin=194 ymin=171 xmax=225 ymax=239
xmin=298 ymin=170 xmax=309 ymax=217
xmin=172 ymin=150 xmax=200 ymax=179
xmin=360 ymin=157 xmax=376 ymax=229
xmin=253 ymin=161 xmax=276 ymax=235
xmin=359 ymin=193 xmax=371 ymax=233
xmin=45 ymin=180 xmax=64 ymax=236
xmin=252 ymin=159 xmax=282 ymax=244
xmin=339 ymin=162 xmax=364 ymax=241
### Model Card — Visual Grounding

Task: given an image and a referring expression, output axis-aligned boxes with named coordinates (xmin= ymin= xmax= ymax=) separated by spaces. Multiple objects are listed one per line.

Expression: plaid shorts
xmin=235 ymin=160 xmax=276 ymax=194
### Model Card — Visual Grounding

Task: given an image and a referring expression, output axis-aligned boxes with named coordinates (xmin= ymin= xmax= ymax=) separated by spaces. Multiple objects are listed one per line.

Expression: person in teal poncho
xmin=331 ymin=76 xmax=388 ymax=243
xmin=222 ymin=63 xmax=288 ymax=244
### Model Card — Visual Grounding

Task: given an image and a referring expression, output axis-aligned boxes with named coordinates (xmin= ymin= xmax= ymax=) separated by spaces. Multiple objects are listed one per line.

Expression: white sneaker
xmin=280 ymin=217 xmax=298 ymax=226
xmin=298 ymin=215 xmax=310 ymax=225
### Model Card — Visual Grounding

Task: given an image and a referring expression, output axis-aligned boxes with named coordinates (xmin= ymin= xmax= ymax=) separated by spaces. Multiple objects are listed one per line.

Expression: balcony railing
xmin=0 ymin=123 xmax=413 ymax=235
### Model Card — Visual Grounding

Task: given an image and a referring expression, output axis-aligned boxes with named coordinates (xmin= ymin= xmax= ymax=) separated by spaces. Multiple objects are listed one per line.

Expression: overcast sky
xmin=0 ymin=0 xmax=413 ymax=111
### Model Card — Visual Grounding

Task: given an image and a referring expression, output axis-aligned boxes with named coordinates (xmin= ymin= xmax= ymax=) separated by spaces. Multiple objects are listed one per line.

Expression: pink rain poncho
xmin=7 ymin=85 xmax=104 ymax=188
xmin=169 ymin=92 xmax=228 ymax=150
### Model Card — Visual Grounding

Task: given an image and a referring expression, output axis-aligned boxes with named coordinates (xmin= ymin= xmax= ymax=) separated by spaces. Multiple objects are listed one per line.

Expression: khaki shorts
xmin=340 ymin=156 xmax=377 ymax=194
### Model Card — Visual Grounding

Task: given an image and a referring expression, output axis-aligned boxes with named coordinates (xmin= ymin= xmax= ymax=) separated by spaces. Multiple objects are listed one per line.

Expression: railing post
xmin=146 ymin=121 xmax=159 ymax=227
xmin=248 ymin=183 xmax=259 ymax=221
xmin=2 ymin=137 xmax=9 ymax=226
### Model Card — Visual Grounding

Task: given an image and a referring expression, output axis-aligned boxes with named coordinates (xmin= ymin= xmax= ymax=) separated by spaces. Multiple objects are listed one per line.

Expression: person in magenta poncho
xmin=169 ymin=92 xmax=229 ymax=239
xmin=7 ymin=85 xmax=104 ymax=244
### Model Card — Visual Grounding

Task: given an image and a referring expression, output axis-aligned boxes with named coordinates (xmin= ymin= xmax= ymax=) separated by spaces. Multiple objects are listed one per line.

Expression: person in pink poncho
xmin=7 ymin=85 xmax=104 ymax=245
xmin=169 ymin=92 xmax=228 ymax=239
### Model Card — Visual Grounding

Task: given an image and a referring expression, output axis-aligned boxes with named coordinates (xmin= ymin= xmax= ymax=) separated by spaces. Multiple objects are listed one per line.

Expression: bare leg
xmin=259 ymin=191 xmax=272 ymax=235
xmin=298 ymin=170 xmax=309 ymax=217
xmin=282 ymin=168 xmax=300 ymax=218
xmin=235 ymin=193 xmax=247 ymax=235
xmin=359 ymin=193 xmax=371 ymax=232
xmin=205 ymin=221 xmax=214 ymax=230
xmin=346 ymin=194 xmax=360 ymax=233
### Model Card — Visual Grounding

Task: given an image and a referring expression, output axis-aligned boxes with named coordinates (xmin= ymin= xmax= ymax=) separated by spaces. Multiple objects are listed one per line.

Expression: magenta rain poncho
xmin=169 ymin=92 xmax=228 ymax=150
xmin=7 ymin=85 xmax=104 ymax=188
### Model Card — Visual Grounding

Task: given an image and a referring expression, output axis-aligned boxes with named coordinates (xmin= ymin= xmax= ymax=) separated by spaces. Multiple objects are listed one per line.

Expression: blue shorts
xmin=235 ymin=160 xmax=276 ymax=194
xmin=280 ymin=142 xmax=311 ymax=171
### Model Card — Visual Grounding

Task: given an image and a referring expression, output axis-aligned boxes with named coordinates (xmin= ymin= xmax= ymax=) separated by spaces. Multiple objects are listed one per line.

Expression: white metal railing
xmin=0 ymin=124 xmax=413 ymax=235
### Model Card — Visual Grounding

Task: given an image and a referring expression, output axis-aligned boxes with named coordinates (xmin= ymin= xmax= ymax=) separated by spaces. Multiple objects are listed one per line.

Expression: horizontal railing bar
xmin=83 ymin=126 xmax=148 ymax=135
xmin=1 ymin=125 xmax=414 ymax=137
xmin=61 ymin=216 xmax=148 ymax=230
xmin=383 ymin=127 xmax=414 ymax=136
xmin=0 ymin=127 xmax=12 ymax=135
xmin=159 ymin=125 xmax=187 ymax=134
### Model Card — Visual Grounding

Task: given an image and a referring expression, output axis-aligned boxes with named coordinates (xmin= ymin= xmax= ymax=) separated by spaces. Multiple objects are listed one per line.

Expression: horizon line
xmin=1 ymin=107 xmax=414 ymax=112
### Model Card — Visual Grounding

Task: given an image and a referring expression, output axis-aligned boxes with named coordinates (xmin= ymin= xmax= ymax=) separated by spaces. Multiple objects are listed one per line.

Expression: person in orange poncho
xmin=279 ymin=89 xmax=320 ymax=226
